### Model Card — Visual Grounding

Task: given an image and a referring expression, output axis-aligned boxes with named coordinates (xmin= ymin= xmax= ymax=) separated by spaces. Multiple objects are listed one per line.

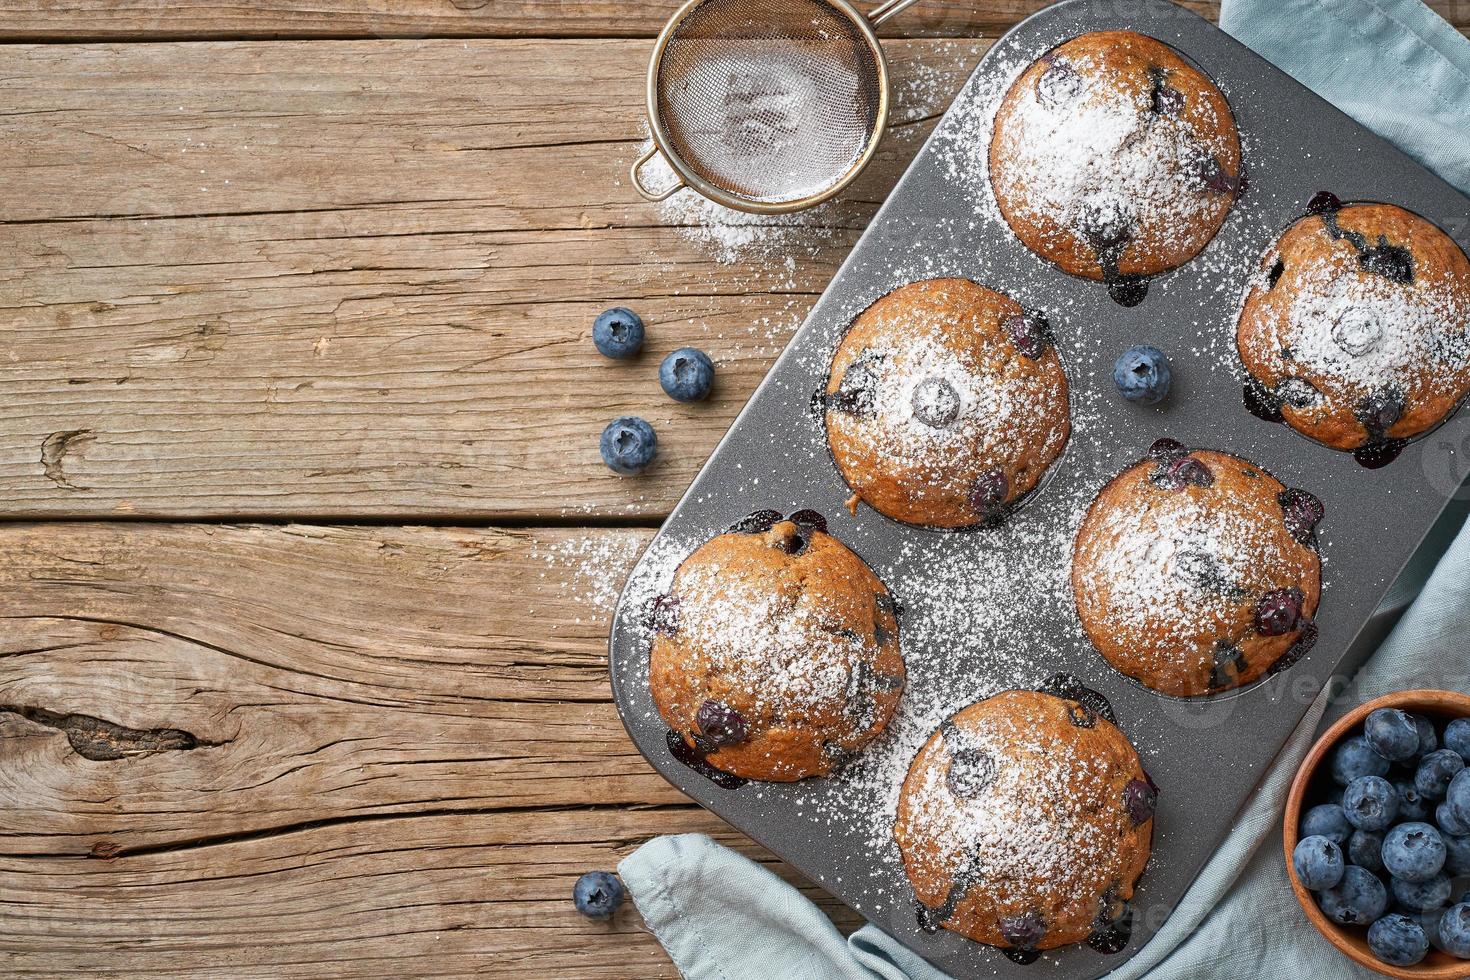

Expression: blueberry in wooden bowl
xmin=1284 ymin=690 xmax=1470 ymax=978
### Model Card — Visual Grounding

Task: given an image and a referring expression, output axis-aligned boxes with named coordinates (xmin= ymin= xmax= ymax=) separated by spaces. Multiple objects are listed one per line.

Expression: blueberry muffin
xmin=895 ymin=680 xmax=1154 ymax=962
xmin=989 ymin=31 xmax=1243 ymax=306
xmin=1072 ymin=441 xmax=1323 ymax=697
xmin=1237 ymin=196 xmax=1470 ymax=465
xmin=649 ymin=509 xmax=905 ymax=782
xmin=819 ymin=278 xmax=1070 ymax=529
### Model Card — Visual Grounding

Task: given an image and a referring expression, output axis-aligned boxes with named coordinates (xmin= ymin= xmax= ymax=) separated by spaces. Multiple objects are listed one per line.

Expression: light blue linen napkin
xmin=619 ymin=1 xmax=1470 ymax=976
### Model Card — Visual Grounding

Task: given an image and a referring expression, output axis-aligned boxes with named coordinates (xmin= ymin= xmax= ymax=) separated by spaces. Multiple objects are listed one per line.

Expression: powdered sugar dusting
xmin=857 ymin=330 xmax=1019 ymax=469
xmin=669 ymin=548 xmax=876 ymax=718
xmin=1278 ymin=260 xmax=1470 ymax=391
xmin=1082 ymin=482 xmax=1262 ymax=633
xmin=992 ymin=50 xmax=1233 ymax=252
xmin=901 ymin=709 xmax=1121 ymax=892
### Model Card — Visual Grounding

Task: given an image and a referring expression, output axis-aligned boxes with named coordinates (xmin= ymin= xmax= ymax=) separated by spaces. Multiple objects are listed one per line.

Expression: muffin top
xmin=894 ymin=685 xmax=1154 ymax=957
xmin=989 ymin=30 xmax=1242 ymax=301
xmin=1236 ymin=199 xmax=1470 ymax=459
xmin=1072 ymin=441 xmax=1323 ymax=697
xmin=821 ymin=278 xmax=1070 ymax=529
xmin=649 ymin=510 xmax=904 ymax=782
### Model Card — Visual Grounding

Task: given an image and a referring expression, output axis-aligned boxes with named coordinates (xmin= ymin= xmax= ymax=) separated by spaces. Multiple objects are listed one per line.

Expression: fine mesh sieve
xmin=632 ymin=0 xmax=924 ymax=214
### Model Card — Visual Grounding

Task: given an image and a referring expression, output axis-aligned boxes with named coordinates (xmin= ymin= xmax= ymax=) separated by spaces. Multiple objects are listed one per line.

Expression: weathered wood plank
xmin=0 ymin=0 xmax=1232 ymax=41
xmin=0 ymin=522 xmax=681 ymax=854
xmin=0 ymin=38 xmax=980 ymax=521
xmin=0 ymin=808 xmax=863 ymax=977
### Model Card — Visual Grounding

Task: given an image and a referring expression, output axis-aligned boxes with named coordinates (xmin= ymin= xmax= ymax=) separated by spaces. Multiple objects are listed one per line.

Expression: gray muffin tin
xmin=608 ymin=1 xmax=1470 ymax=976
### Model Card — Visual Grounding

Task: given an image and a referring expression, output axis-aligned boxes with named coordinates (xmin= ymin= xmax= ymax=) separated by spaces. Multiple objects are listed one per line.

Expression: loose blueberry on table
xmin=573 ymin=870 xmax=625 ymax=920
xmin=659 ymin=347 xmax=715 ymax=402
xmin=592 ymin=306 xmax=645 ymax=359
xmin=1113 ymin=345 xmax=1172 ymax=405
xmin=1295 ymin=709 xmax=1470 ymax=966
xmin=599 ymin=416 xmax=657 ymax=475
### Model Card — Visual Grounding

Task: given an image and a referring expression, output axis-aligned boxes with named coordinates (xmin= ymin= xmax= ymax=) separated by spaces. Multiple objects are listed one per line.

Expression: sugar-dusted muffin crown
xmin=894 ymin=685 xmax=1154 ymax=955
xmin=822 ymin=277 xmax=1070 ymax=529
xmin=989 ymin=30 xmax=1241 ymax=297
xmin=649 ymin=510 xmax=905 ymax=782
xmin=1236 ymin=200 xmax=1470 ymax=456
xmin=1072 ymin=441 xmax=1323 ymax=696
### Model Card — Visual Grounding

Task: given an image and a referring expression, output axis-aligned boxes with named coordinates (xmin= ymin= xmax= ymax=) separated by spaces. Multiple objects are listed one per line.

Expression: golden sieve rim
xmin=631 ymin=0 xmax=901 ymax=215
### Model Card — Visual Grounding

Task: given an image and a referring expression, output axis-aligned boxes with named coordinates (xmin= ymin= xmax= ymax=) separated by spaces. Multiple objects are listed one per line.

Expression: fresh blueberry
xmin=599 ymin=416 xmax=657 ymax=475
xmin=1349 ymin=831 xmax=1386 ymax=874
xmin=573 ymin=870 xmax=625 ymax=920
xmin=1448 ymin=718 xmax=1470 ymax=763
xmin=1449 ymin=767 xmax=1470 ymax=824
xmin=1392 ymin=872 xmax=1452 ymax=912
xmin=1445 ymin=833 xmax=1470 ymax=875
xmin=1332 ymin=736 xmax=1391 ymax=785
xmin=1301 ymin=803 xmax=1352 ymax=845
xmin=1440 ymin=800 xmax=1470 ymax=837
xmin=1344 ymin=775 xmax=1399 ymax=831
xmin=1366 ymin=708 xmax=1421 ymax=762
xmin=1441 ymin=903 xmax=1470 ymax=958
xmin=1383 ymin=822 xmax=1446 ymax=882
xmin=1368 ymin=912 xmax=1430 ymax=966
xmin=592 ymin=307 xmax=645 ymax=359
xmin=1412 ymin=907 xmax=1447 ymax=953
xmin=1113 ymin=345 xmax=1172 ymax=405
xmin=1397 ymin=781 xmax=1432 ymax=823
xmin=1412 ymin=714 xmax=1440 ymax=756
xmin=1418 ymin=749 xmax=1466 ymax=800
xmin=659 ymin=347 xmax=715 ymax=402
xmin=1319 ymin=865 xmax=1388 ymax=925
xmin=1293 ymin=835 xmax=1345 ymax=890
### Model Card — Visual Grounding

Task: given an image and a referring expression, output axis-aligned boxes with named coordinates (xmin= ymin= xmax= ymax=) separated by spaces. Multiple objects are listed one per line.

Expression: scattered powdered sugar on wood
xmin=532 ymin=533 xmax=650 ymax=626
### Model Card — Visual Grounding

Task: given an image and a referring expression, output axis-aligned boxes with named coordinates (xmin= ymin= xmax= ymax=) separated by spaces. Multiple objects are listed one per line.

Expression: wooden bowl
xmin=1285 ymin=689 xmax=1470 ymax=979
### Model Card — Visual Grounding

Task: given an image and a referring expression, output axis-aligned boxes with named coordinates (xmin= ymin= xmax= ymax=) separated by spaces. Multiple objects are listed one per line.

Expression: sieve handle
xmin=630 ymin=144 xmax=685 ymax=203
xmin=865 ymin=0 xmax=924 ymax=27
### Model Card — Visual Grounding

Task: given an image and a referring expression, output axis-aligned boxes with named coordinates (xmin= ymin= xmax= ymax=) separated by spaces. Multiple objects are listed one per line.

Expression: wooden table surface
xmin=2 ymin=3 xmax=1466 ymax=976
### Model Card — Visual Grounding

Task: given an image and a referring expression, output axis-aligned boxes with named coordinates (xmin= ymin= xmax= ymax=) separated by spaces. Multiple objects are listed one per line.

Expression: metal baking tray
xmin=608 ymin=1 xmax=1470 ymax=976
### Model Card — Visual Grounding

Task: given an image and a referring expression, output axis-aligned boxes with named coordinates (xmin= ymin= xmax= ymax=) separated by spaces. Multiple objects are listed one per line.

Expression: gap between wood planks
xmin=0 ymin=1 xmax=1226 ymax=42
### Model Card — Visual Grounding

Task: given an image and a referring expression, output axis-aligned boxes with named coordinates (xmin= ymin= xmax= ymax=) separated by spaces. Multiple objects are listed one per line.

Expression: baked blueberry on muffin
xmin=1237 ymin=196 xmax=1470 ymax=467
xmin=819 ymin=278 xmax=1070 ymax=529
xmin=989 ymin=31 xmax=1243 ymax=306
xmin=1072 ymin=441 xmax=1323 ymax=697
xmin=895 ymin=681 xmax=1154 ymax=963
xmin=649 ymin=510 xmax=905 ymax=783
